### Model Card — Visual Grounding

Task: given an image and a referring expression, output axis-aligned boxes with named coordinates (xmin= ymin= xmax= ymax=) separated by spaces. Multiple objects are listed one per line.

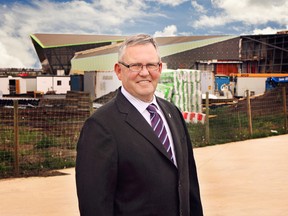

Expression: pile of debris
xmin=94 ymin=90 xmax=117 ymax=105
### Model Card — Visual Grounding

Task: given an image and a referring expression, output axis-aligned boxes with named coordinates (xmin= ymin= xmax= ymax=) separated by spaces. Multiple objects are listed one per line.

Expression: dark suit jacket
xmin=76 ymin=88 xmax=203 ymax=216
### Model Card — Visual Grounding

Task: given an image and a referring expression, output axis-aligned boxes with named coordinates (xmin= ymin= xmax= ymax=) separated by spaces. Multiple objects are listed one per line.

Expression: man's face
xmin=115 ymin=43 xmax=162 ymax=102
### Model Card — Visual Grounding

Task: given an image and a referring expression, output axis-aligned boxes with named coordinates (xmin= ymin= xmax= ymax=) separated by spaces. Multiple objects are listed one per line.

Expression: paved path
xmin=0 ymin=134 xmax=288 ymax=216
xmin=195 ymin=134 xmax=288 ymax=216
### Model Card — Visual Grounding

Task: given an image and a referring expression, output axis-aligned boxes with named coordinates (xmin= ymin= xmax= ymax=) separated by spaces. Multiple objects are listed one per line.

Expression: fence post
xmin=13 ymin=100 xmax=20 ymax=176
xmin=205 ymin=92 xmax=210 ymax=144
xmin=246 ymin=90 xmax=253 ymax=137
xmin=283 ymin=87 xmax=287 ymax=133
xmin=90 ymin=93 xmax=94 ymax=115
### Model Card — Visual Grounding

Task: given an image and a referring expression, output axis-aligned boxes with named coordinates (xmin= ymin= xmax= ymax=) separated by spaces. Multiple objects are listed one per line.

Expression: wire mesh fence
xmin=0 ymin=91 xmax=92 ymax=178
xmin=189 ymin=85 xmax=288 ymax=147
xmin=0 ymin=86 xmax=287 ymax=178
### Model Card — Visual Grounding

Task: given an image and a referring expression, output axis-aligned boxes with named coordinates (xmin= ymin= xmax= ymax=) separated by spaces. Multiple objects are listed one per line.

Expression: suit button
xmin=180 ymin=209 xmax=183 ymax=216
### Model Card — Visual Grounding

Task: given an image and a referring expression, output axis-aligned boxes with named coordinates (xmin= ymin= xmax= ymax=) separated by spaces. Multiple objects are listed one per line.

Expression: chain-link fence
xmin=0 ymin=86 xmax=287 ymax=178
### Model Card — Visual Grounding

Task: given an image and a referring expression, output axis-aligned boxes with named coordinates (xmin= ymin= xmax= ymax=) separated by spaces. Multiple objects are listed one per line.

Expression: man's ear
xmin=159 ymin=62 xmax=163 ymax=74
xmin=114 ymin=63 xmax=122 ymax=81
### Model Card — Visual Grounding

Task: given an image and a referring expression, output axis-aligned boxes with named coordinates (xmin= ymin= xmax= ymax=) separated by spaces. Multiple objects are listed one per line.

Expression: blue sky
xmin=0 ymin=0 xmax=287 ymax=68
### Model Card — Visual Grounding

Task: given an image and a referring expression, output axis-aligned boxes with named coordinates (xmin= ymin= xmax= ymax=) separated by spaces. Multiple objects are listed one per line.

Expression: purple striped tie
xmin=147 ymin=104 xmax=173 ymax=161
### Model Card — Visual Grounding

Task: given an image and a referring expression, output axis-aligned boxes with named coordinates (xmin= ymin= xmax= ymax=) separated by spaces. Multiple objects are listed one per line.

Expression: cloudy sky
xmin=0 ymin=0 xmax=287 ymax=68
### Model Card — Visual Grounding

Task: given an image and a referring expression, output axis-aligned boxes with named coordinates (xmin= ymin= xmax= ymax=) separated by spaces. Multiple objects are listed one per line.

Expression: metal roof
xmin=71 ymin=35 xmax=238 ymax=73
xmin=73 ymin=35 xmax=236 ymax=59
xmin=158 ymin=35 xmax=238 ymax=57
xmin=29 ymin=33 xmax=238 ymax=73
xmin=155 ymin=35 xmax=224 ymax=46
xmin=30 ymin=33 xmax=127 ymax=48
xmin=74 ymin=42 xmax=122 ymax=59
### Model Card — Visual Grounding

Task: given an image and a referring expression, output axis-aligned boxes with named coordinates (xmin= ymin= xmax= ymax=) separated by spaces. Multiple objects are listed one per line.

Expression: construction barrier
xmin=182 ymin=111 xmax=206 ymax=124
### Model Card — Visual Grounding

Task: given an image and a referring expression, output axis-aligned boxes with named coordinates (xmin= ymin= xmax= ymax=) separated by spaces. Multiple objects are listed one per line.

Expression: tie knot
xmin=147 ymin=104 xmax=157 ymax=113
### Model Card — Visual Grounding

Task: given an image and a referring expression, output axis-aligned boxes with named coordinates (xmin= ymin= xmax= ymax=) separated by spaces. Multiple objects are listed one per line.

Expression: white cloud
xmin=154 ymin=25 xmax=178 ymax=36
xmin=192 ymin=0 xmax=288 ymax=28
xmin=0 ymin=0 xmax=158 ymax=68
xmin=0 ymin=0 xmax=287 ymax=68
xmin=0 ymin=43 xmax=26 ymax=68
xmin=192 ymin=15 xmax=230 ymax=28
xmin=252 ymin=27 xmax=283 ymax=35
xmin=151 ymin=0 xmax=188 ymax=7
xmin=191 ymin=1 xmax=206 ymax=13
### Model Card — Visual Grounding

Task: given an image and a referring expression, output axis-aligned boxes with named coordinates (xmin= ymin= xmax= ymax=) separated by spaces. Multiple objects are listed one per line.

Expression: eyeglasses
xmin=118 ymin=62 xmax=160 ymax=73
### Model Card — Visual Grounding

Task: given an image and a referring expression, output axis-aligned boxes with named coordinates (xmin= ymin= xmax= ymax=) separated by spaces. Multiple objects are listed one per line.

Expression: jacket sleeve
xmin=76 ymin=116 xmax=118 ymax=216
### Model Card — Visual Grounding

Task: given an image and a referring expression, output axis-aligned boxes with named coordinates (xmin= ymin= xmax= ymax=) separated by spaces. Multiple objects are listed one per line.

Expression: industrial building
xmin=70 ymin=35 xmax=239 ymax=74
xmin=30 ymin=32 xmax=288 ymax=76
xmin=240 ymin=33 xmax=288 ymax=74
xmin=28 ymin=32 xmax=288 ymax=101
xmin=30 ymin=34 xmax=126 ymax=75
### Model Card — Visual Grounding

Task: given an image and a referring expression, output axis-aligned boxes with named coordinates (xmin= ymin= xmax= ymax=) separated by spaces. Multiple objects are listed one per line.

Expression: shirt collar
xmin=121 ymin=86 xmax=159 ymax=114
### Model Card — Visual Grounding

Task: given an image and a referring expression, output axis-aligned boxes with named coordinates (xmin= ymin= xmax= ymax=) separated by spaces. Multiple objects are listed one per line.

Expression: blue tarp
xmin=266 ymin=77 xmax=288 ymax=90
xmin=271 ymin=77 xmax=288 ymax=83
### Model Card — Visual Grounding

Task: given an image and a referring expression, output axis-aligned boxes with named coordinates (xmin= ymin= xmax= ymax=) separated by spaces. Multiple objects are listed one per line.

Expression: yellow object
xmin=230 ymin=73 xmax=288 ymax=77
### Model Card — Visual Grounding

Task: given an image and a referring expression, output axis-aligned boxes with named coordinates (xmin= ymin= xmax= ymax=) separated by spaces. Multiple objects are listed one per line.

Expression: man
xmin=76 ymin=34 xmax=203 ymax=216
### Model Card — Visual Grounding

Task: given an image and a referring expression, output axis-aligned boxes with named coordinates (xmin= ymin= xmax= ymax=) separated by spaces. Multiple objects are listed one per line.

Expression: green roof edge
xmin=30 ymin=34 xmax=124 ymax=48
xmin=30 ymin=34 xmax=45 ymax=48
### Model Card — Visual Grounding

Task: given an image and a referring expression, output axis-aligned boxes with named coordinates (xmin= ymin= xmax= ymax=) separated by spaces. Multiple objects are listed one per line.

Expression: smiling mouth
xmin=137 ymin=80 xmax=151 ymax=83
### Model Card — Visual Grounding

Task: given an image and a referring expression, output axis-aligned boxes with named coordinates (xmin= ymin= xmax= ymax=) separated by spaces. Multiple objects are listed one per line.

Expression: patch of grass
xmin=41 ymin=157 xmax=75 ymax=169
xmin=0 ymin=150 xmax=14 ymax=177
xmin=19 ymin=130 xmax=40 ymax=145
xmin=188 ymin=106 xmax=286 ymax=147
xmin=0 ymin=150 xmax=13 ymax=163
xmin=35 ymin=136 xmax=60 ymax=149
xmin=0 ymin=129 xmax=13 ymax=146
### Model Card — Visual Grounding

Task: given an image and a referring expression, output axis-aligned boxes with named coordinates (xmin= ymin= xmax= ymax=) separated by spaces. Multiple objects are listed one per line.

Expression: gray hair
xmin=118 ymin=34 xmax=160 ymax=61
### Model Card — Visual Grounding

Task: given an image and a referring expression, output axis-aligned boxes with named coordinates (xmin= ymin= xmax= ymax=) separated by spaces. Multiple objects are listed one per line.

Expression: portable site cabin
xmin=84 ymin=71 xmax=121 ymax=99
xmin=233 ymin=77 xmax=267 ymax=97
xmin=8 ymin=77 xmax=26 ymax=94
xmin=36 ymin=76 xmax=70 ymax=94
xmin=230 ymin=73 xmax=288 ymax=97
xmin=0 ymin=76 xmax=9 ymax=95
xmin=0 ymin=76 xmax=37 ymax=95
xmin=8 ymin=76 xmax=37 ymax=95
xmin=21 ymin=77 xmax=37 ymax=93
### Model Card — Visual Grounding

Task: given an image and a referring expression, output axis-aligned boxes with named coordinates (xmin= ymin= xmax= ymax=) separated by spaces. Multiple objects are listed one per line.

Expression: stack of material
xmin=156 ymin=69 xmax=202 ymax=113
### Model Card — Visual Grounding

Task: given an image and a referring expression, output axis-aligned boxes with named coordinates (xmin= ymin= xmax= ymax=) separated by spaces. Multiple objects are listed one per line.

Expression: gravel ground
xmin=1 ymin=134 xmax=288 ymax=216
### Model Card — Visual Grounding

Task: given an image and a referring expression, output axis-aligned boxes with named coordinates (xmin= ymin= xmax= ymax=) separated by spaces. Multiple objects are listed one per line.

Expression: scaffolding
xmin=240 ymin=34 xmax=288 ymax=74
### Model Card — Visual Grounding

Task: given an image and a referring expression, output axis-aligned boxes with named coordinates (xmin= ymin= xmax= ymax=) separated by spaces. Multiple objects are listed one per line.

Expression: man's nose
xmin=138 ymin=65 xmax=150 ymax=76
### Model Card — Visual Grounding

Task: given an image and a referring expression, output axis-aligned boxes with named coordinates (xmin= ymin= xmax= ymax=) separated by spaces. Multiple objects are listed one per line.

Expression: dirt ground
xmin=1 ymin=134 xmax=288 ymax=216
